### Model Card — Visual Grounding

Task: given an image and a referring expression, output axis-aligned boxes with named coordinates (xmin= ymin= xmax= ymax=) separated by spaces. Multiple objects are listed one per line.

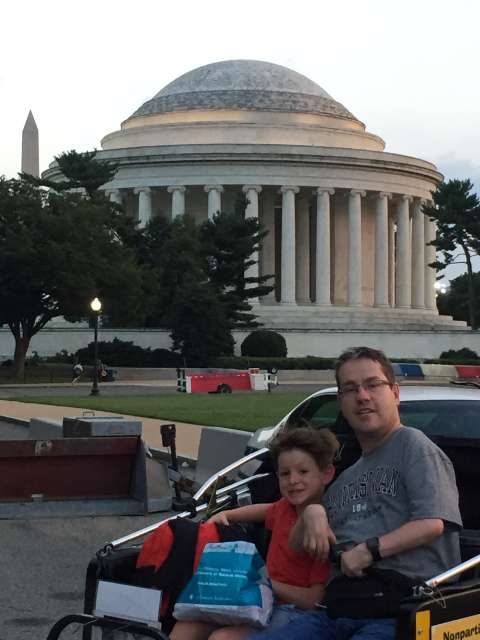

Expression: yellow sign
xmin=432 ymin=614 xmax=480 ymax=640
xmin=416 ymin=610 xmax=431 ymax=639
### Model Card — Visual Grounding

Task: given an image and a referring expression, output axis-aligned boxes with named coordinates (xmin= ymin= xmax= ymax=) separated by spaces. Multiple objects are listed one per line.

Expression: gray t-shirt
xmin=324 ymin=426 xmax=462 ymax=582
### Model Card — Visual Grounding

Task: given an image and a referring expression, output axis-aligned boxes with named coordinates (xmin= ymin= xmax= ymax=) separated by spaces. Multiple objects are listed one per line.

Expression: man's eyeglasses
xmin=338 ymin=379 xmax=393 ymax=397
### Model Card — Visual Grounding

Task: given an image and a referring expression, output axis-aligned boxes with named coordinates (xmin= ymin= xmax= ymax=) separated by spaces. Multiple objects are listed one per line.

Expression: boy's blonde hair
xmin=269 ymin=427 xmax=340 ymax=470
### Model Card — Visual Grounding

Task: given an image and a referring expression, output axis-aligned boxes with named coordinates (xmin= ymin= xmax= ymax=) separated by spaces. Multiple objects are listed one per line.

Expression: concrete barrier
xmin=456 ymin=365 xmax=480 ymax=379
xmin=393 ymin=363 xmax=425 ymax=378
xmin=421 ymin=364 xmax=457 ymax=379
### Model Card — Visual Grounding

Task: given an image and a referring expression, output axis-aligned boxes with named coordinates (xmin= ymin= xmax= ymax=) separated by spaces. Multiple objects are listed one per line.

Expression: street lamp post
xmin=90 ymin=297 xmax=102 ymax=396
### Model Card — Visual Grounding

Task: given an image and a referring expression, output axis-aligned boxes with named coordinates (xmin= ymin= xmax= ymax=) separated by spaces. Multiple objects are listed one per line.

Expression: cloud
xmin=435 ymin=154 xmax=480 ymax=193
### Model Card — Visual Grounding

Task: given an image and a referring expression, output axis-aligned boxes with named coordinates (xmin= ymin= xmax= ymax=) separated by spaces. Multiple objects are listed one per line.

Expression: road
xmin=0 ymin=382 xmax=324 ymax=399
xmin=0 ymin=509 xmax=170 ymax=640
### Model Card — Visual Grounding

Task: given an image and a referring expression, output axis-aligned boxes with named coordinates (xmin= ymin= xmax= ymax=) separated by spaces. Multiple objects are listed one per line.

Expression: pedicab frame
xmin=47 ymin=437 xmax=480 ymax=640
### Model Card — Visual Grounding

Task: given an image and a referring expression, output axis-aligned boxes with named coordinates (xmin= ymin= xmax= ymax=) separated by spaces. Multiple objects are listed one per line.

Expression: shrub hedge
xmin=241 ymin=330 xmax=287 ymax=358
xmin=75 ymin=338 xmax=183 ymax=367
xmin=31 ymin=339 xmax=480 ymax=369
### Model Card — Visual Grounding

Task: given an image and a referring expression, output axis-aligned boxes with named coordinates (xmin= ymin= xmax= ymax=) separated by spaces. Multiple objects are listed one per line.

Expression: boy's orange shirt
xmin=265 ymin=497 xmax=330 ymax=588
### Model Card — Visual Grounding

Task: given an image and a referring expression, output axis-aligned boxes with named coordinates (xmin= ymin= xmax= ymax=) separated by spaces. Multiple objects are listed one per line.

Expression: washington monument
xmin=21 ymin=110 xmax=39 ymax=177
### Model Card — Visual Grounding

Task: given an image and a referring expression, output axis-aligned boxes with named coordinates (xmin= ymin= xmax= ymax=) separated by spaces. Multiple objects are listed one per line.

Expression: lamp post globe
xmin=90 ymin=297 xmax=102 ymax=313
xmin=90 ymin=297 xmax=102 ymax=396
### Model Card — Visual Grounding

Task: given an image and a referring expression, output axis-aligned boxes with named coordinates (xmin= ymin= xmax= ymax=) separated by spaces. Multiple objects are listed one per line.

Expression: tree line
xmin=0 ymin=151 xmax=273 ymax=376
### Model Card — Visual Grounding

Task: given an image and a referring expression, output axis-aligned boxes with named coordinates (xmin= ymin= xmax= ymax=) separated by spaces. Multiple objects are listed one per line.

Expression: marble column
xmin=167 ymin=186 xmax=186 ymax=218
xmin=388 ymin=215 xmax=395 ymax=306
xmin=106 ymin=189 xmax=123 ymax=205
xmin=412 ymin=199 xmax=425 ymax=309
xmin=348 ymin=190 xmax=365 ymax=307
xmin=261 ymin=190 xmax=276 ymax=303
xmin=315 ymin=188 xmax=334 ymax=305
xmin=374 ymin=192 xmax=390 ymax=307
xmin=424 ymin=212 xmax=437 ymax=311
xmin=134 ymin=187 xmax=152 ymax=228
xmin=296 ymin=195 xmax=310 ymax=303
xmin=242 ymin=185 xmax=262 ymax=303
xmin=280 ymin=186 xmax=299 ymax=304
xmin=204 ymin=185 xmax=224 ymax=219
xmin=395 ymin=195 xmax=412 ymax=308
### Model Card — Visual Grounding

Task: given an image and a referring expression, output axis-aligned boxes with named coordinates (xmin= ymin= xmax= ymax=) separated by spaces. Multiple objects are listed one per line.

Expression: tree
xmin=0 ymin=177 xmax=142 ymax=376
xmin=169 ymin=281 xmax=234 ymax=366
xmin=199 ymin=196 xmax=274 ymax=327
xmin=437 ymin=272 xmax=480 ymax=325
xmin=137 ymin=215 xmax=234 ymax=364
xmin=137 ymin=200 xmax=274 ymax=365
xmin=21 ymin=149 xmax=119 ymax=200
xmin=423 ymin=179 xmax=480 ymax=329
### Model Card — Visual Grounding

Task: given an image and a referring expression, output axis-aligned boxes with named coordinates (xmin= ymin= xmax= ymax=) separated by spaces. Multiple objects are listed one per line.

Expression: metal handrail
xmin=192 ymin=447 xmax=269 ymax=503
xmin=426 ymin=552 xmax=480 ymax=588
xmin=104 ymin=470 xmax=271 ymax=552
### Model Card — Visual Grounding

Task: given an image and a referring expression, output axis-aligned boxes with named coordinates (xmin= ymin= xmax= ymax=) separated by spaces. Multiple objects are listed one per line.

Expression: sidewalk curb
xmin=0 ymin=414 xmax=29 ymax=426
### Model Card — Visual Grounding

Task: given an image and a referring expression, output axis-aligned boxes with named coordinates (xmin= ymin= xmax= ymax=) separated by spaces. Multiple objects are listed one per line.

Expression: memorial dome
xmin=130 ymin=59 xmax=357 ymax=122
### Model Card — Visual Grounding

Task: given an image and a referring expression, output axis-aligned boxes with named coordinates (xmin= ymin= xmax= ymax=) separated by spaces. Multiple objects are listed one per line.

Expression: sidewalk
xmin=0 ymin=399 xmax=203 ymax=459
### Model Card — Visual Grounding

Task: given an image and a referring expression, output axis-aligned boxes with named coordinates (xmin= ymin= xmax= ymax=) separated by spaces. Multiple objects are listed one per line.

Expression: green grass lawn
xmin=12 ymin=391 xmax=309 ymax=431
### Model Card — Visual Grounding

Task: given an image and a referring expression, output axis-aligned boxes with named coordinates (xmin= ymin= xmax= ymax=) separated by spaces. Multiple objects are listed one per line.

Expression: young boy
xmin=170 ymin=427 xmax=339 ymax=640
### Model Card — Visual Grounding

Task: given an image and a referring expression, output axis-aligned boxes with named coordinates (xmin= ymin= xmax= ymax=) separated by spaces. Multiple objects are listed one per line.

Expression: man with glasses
xmin=250 ymin=346 xmax=461 ymax=640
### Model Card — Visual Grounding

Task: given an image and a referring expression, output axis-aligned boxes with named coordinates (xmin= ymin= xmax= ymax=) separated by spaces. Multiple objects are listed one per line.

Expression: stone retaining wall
xmin=0 ymin=325 xmax=477 ymax=364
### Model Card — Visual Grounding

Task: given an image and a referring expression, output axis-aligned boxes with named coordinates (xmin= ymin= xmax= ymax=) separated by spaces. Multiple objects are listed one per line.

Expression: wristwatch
xmin=329 ymin=544 xmax=344 ymax=566
xmin=365 ymin=536 xmax=382 ymax=562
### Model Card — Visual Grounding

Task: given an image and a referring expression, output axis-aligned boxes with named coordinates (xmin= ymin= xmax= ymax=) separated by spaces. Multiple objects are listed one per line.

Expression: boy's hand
xmin=302 ymin=504 xmax=336 ymax=560
xmin=207 ymin=511 xmax=230 ymax=525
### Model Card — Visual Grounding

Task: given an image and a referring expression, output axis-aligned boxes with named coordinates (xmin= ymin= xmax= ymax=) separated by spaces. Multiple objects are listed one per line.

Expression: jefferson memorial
xmin=43 ymin=59 xmax=469 ymax=356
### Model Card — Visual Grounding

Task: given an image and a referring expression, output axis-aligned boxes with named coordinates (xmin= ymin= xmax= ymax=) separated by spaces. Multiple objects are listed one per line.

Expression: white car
xmin=246 ymin=384 xmax=480 ymax=453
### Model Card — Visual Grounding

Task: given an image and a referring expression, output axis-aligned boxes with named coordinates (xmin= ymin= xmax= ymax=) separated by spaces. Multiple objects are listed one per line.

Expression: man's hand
xmin=298 ymin=504 xmax=336 ymax=560
xmin=340 ymin=543 xmax=373 ymax=577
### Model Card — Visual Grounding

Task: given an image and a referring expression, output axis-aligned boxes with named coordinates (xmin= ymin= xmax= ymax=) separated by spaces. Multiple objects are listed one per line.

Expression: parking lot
xmin=0 ymin=504 xmax=168 ymax=640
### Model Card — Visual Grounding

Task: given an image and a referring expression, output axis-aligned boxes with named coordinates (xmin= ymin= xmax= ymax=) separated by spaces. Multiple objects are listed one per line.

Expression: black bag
xmin=325 ymin=568 xmax=418 ymax=619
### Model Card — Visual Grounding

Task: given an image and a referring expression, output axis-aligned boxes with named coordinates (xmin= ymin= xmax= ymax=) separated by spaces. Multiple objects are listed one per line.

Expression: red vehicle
xmin=176 ymin=368 xmax=276 ymax=394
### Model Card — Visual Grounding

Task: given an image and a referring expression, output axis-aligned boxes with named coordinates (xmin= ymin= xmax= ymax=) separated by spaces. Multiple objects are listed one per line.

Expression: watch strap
xmin=366 ymin=536 xmax=382 ymax=562
xmin=329 ymin=544 xmax=344 ymax=566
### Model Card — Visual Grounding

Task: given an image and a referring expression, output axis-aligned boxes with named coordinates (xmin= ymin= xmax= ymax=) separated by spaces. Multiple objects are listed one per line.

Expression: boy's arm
xmin=208 ymin=503 xmax=270 ymax=526
xmin=271 ymin=581 xmax=325 ymax=610
xmin=289 ymin=504 xmax=336 ymax=560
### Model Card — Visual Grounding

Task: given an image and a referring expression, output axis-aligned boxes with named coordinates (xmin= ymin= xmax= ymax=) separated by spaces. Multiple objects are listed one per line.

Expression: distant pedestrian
xmin=97 ymin=360 xmax=107 ymax=382
xmin=72 ymin=363 xmax=84 ymax=384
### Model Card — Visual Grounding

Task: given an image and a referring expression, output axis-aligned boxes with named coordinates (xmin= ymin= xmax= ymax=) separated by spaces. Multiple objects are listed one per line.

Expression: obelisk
xmin=21 ymin=111 xmax=39 ymax=177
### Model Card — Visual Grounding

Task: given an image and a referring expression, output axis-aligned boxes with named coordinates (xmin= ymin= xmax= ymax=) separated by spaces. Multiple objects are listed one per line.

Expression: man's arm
xmin=289 ymin=504 xmax=336 ymax=560
xmin=340 ymin=518 xmax=444 ymax=577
